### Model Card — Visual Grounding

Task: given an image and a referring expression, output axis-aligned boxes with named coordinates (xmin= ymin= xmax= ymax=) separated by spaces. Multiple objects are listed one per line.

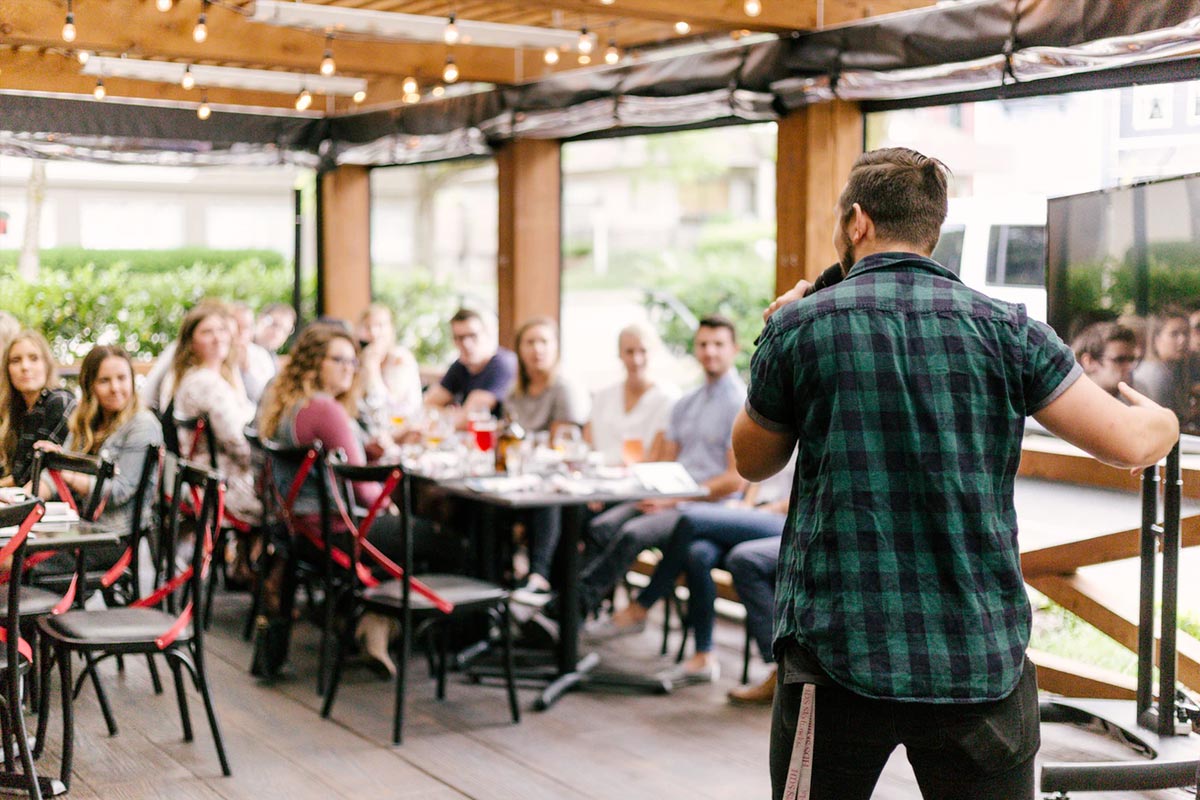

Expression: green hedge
xmin=372 ymin=270 xmax=462 ymax=366
xmin=0 ymin=247 xmax=286 ymax=274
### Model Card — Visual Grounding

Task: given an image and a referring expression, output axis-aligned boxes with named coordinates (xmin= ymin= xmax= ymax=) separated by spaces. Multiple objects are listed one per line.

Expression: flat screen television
xmin=1047 ymin=173 xmax=1200 ymax=433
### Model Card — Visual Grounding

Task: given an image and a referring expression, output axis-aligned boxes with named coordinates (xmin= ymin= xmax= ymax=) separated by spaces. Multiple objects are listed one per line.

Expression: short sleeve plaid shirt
xmin=747 ymin=252 xmax=1081 ymax=703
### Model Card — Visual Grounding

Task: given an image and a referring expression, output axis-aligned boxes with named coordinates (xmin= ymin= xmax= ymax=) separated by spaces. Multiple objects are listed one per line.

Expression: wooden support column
xmin=775 ymin=101 xmax=863 ymax=296
xmin=318 ymin=165 xmax=372 ymax=322
xmin=496 ymin=139 xmax=562 ymax=349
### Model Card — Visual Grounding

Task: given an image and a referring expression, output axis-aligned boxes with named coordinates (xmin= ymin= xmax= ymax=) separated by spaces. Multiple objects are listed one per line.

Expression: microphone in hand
xmin=808 ymin=263 xmax=844 ymax=295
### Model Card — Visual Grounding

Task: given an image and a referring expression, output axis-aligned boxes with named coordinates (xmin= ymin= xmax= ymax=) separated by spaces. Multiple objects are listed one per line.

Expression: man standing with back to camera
xmin=733 ymin=147 xmax=1179 ymax=800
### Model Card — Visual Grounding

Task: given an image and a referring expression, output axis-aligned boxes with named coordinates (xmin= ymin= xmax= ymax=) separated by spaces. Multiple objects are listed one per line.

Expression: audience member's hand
xmin=763 ymin=280 xmax=814 ymax=322
xmin=33 ymin=440 xmax=62 ymax=454
xmin=636 ymin=497 xmax=679 ymax=514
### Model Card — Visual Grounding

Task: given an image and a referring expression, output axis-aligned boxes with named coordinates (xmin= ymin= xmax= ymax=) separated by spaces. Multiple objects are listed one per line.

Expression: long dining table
xmin=403 ymin=466 xmax=706 ymax=710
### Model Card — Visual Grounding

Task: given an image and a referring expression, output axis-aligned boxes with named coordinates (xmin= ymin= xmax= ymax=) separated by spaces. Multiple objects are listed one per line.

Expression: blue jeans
xmin=725 ymin=536 xmax=781 ymax=663
xmin=636 ymin=505 xmax=784 ymax=654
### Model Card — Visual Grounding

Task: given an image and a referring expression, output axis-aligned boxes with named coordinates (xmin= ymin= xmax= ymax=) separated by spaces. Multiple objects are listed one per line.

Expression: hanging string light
xmin=744 ymin=0 xmax=762 ymax=17
xmin=295 ymin=87 xmax=312 ymax=111
xmin=443 ymin=13 xmax=459 ymax=45
xmin=62 ymin=0 xmax=77 ymax=43
xmin=578 ymin=53 xmax=591 ymax=65
xmin=92 ymin=77 xmax=106 ymax=100
xmin=674 ymin=20 xmax=691 ymax=35
xmin=193 ymin=1 xmax=209 ymax=43
xmin=156 ymin=0 xmax=172 ymax=11
xmin=76 ymin=50 xmax=90 ymax=65
xmin=197 ymin=92 xmax=211 ymax=120
xmin=543 ymin=47 xmax=560 ymax=65
xmin=577 ymin=27 xmax=593 ymax=55
xmin=352 ymin=89 xmax=367 ymax=103
xmin=442 ymin=56 xmax=459 ymax=84
xmin=604 ymin=39 xmax=619 ymax=65
xmin=402 ymin=75 xmax=418 ymax=95
xmin=181 ymin=64 xmax=195 ymax=90
xmin=320 ymin=35 xmax=336 ymax=76
xmin=431 ymin=84 xmax=446 ymax=98
xmin=599 ymin=0 xmax=615 ymax=4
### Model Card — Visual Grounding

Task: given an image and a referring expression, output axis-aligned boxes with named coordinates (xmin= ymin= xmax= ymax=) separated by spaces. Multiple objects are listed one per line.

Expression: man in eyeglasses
xmin=1072 ymin=321 xmax=1139 ymax=397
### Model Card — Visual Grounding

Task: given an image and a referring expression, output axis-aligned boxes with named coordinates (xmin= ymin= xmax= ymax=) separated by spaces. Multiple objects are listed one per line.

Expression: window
xmin=931 ymin=225 xmax=965 ymax=276
xmin=986 ymin=225 xmax=1046 ymax=287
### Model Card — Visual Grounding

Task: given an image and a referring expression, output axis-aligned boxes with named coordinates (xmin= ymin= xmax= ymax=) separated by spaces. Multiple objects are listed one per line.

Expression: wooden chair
xmin=319 ymin=461 xmax=520 ymax=744
xmin=35 ymin=461 xmax=232 ymax=789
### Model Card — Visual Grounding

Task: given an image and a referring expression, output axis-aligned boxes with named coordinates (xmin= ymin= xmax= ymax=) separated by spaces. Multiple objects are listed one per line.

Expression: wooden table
xmin=413 ymin=473 xmax=705 ymax=710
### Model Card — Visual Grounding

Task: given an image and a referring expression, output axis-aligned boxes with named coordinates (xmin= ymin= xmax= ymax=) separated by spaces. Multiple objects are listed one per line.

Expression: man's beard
xmin=838 ymin=228 xmax=856 ymax=276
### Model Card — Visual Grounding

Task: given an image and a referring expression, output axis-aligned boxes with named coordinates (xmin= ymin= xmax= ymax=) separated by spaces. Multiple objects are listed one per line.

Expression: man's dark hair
xmin=1071 ymin=321 xmax=1137 ymax=362
xmin=697 ymin=314 xmax=737 ymax=344
xmin=450 ymin=307 xmax=483 ymax=326
xmin=838 ymin=147 xmax=950 ymax=253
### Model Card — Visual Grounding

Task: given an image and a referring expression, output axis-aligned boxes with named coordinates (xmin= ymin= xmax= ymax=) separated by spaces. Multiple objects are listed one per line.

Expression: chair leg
xmin=55 ymin=644 xmax=74 ymax=792
xmin=33 ymin=637 xmax=54 ymax=760
xmin=319 ymin=614 xmax=354 ymax=719
xmin=84 ymin=655 xmax=119 ymax=736
xmin=500 ymin=603 xmax=520 ymax=724
xmin=26 ymin=627 xmax=39 ymax=717
xmin=1 ymin=693 xmax=16 ymax=773
xmin=167 ymin=656 xmax=193 ymax=742
xmin=660 ymin=594 xmax=672 ymax=656
xmin=675 ymin=600 xmax=690 ymax=664
xmin=392 ymin=608 xmax=412 ymax=746
xmin=435 ymin=625 xmax=448 ymax=702
xmin=146 ymin=655 xmax=163 ymax=695
xmin=317 ymin=587 xmax=335 ymax=696
xmin=6 ymin=667 xmax=44 ymax=800
xmin=203 ymin=532 xmax=222 ymax=632
xmin=190 ymin=645 xmax=231 ymax=777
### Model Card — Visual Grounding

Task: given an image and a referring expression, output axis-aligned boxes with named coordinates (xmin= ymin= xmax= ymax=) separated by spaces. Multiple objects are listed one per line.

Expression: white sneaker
xmin=658 ymin=659 xmax=720 ymax=686
xmin=582 ymin=616 xmax=646 ymax=643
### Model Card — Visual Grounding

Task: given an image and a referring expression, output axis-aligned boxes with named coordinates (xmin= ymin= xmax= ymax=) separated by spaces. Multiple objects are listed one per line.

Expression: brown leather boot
xmin=727 ymin=669 xmax=776 ymax=706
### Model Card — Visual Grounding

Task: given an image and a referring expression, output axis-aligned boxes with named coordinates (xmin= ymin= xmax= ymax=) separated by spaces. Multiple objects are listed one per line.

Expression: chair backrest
xmin=123 ymin=444 xmax=164 ymax=599
xmin=327 ymin=458 xmax=409 ymax=592
xmin=30 ymin=448 xmax=116 ymax=522
xmin=161 ymin=459 xmax=223 ymax=635
xmin=261 ymin=437 xmax=330 ymax=538
xmin=173 ymin=412 xmax=219 ymax=471
xmin=0 ymin=499 xmax=46 ymax=665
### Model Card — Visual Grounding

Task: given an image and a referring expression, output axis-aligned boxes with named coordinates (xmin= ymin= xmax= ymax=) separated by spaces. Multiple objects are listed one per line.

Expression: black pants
xmin=770 ymin=658 xmax=1040 ymax=800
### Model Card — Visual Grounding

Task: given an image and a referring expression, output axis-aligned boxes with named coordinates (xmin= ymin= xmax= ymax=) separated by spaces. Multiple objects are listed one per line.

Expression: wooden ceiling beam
xmin=2 ymin=0 xmax=555 ymax=85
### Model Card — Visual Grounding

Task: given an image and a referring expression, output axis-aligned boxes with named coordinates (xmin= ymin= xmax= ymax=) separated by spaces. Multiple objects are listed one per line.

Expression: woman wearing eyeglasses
xmin=259 ymin=323 xmax=416 ymax=677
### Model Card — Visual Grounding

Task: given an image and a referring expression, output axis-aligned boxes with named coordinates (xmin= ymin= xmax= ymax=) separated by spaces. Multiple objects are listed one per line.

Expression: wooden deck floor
xmin=23 ymin=589 xmax=1197 ymax=800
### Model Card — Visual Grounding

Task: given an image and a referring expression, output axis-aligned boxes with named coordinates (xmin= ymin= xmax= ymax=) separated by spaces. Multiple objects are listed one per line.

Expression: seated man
xmin=424 ymin=308 xmax=517 ymax=418
xmin=575 ymin=315 xmax=746 ymax=622
xmin=1071 ymin=321 xmax=1138 ymax=398
xmin=594 ymin=457 xmax=793 ymax=690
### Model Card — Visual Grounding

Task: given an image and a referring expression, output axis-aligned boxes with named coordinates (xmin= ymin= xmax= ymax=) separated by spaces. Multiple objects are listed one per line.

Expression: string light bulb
xmin=197 ymin=93 xmax=211 ymax=120
xmin=320 ymin=36 xmax=336 ymax=76
xmin=577 ymin=27 xmax=593 ymax=54
xmin=352 ymin=89 xmax=367 ymax=103
xmin=442 ymin=56 xmax=459 ymax=84
xmin=77 ymin=50 xmax=90 ymax=65
xmin=443 ymin=14 xmax=459 ymax=45
xmin=600 ymin=0 xmax=615 ymax=4
xmin=743 ymin=0 xmax=762 ymax=16
xmin=674 ymin=20 xmax=691 ymax=35
xmin=543 ymin=47 xmax=559 ymax=65
xmin=295 ymin=88 xmax=312 ymax=111
xmin=156 ymin=0 xmax=172 ymax=10
xmin=403 ymin=91 xmax=420 ymax=104
xmin=181 ymin=64 xmax=195 ymax=90
xmin=431 ymin=84 xmax=445 ymax=98
xmin=193 ymin=2 xmax=208 ymax=43
xmin=92 ymin=77 xmax=106 ymax=101
xmin=402 ymin=75 xmax=418 ymax=94
xmin=578 ymin=53 xmax=591 ymax=65
xmin=604 ymin=40 xmax=619 ymax=65
xmin=62 ymin=1 xmax=76 ymax=43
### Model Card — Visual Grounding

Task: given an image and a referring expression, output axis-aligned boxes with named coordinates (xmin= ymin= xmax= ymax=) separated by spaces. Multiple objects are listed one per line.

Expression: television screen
xmin=1047 ymin=173 xmax=1200 ymax=431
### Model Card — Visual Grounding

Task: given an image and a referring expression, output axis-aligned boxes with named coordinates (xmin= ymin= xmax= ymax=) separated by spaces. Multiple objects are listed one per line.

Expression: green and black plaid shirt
xmin=747 ymin=252 xmax=1080 ymax=703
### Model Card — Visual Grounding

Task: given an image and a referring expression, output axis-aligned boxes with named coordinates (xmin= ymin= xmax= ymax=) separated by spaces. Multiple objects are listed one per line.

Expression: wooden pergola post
xmin=317 ymin=165 xmax=372 ymax=322
xmin=496 ymin=138 xmax=562 ymax=350
xmin=775 ymin=101 xmax=864 ymax=295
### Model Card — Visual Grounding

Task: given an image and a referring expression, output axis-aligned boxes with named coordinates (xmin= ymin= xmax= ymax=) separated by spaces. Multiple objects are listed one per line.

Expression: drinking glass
xmin=621 ymin=436 xmax=644 ymax=465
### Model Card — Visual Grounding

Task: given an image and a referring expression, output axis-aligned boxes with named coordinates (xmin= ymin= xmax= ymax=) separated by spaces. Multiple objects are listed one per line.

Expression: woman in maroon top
xmin=258 ymin=323 xmax=408 ymax=676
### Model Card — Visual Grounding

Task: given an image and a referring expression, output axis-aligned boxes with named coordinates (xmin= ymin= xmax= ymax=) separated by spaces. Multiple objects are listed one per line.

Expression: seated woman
xmin=585 ymin=323 xmax=679 ymax=465
xmin=1132 ymin=308 xmax=1191 ymax=420
xmin=259 ymin=323 xmax=426 ymax=677
xmin=356 ymin=303 xmax=423 ymax=434
xmin=165 ymin=301 xmax=262 ymax=527
xmin=34 ymin=345 xmax=163 ymax=575
xmin=589 ymin=457 xmax=795 ymax=686
xmin=505 ymin=317 xmax=588 ymax=600
xmin=0 ymin=330 xmax=76 ymax=488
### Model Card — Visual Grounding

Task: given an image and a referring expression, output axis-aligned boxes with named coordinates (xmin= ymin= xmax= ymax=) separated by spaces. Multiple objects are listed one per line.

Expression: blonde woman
xmin=0 ymin=330 xmax=75 ymax=488
xmin=356 ymin=303 xmax=423 ymax=432
xmin=166 ymin=301 xmax=262 ymax=525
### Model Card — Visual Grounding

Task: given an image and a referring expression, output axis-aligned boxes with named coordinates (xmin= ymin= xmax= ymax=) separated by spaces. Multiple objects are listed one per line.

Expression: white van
xmin=931 ymin=196 xmax=1048 ymax=321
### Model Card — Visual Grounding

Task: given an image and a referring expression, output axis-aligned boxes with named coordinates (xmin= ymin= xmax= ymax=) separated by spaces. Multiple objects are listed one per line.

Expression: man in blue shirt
xmin=578 ymin=315 xmax=747 ymax=632
xmin=424 ymin=308 xmax=517 ymax=416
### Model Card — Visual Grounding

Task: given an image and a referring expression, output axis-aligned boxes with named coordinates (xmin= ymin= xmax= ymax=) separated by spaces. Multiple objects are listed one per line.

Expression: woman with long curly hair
xmin=260 ymin=323 xmax=417 ymax=677
xmin=165 ymin=301 xmax=262 ymax=525
xmin=0 ymin=329 xmax=75 ymax=488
